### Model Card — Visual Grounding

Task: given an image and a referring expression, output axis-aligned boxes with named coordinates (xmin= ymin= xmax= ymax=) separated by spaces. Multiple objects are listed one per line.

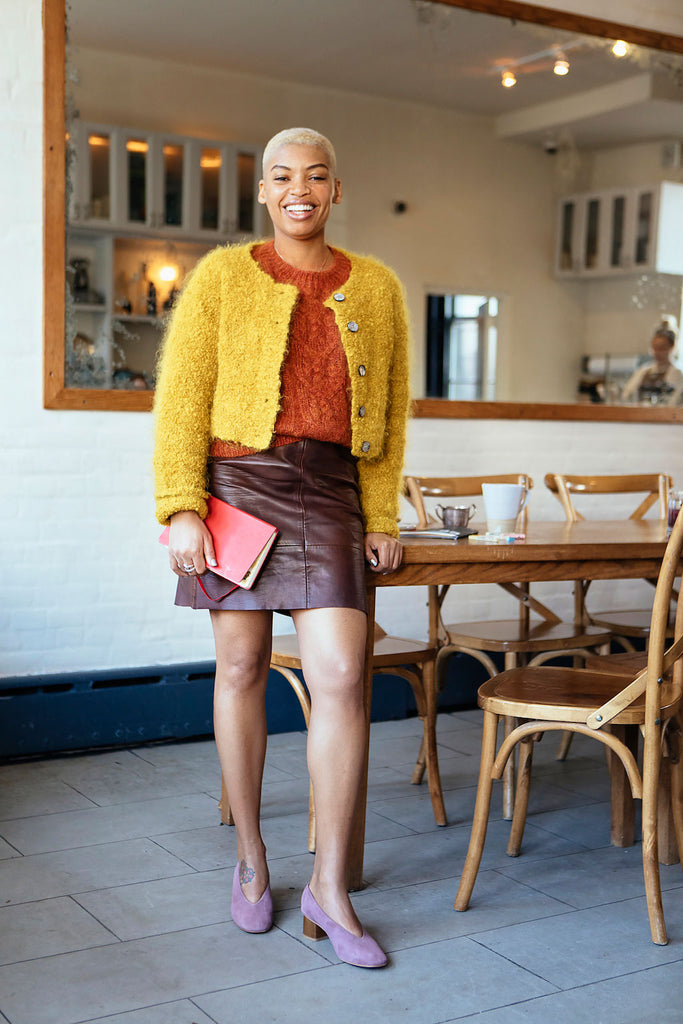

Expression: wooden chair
xmin=545 ymin=472 xmax=674 ymax=651
xmin=404 ymin=474 xmax=612 ymax=814
xmin=454 ymin=507 xmax=683 ymax=945
xmin=219 ymin=622 xmax=444 ymax=850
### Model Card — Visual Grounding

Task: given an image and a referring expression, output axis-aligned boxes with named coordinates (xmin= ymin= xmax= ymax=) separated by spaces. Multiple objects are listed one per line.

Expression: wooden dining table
xmin=347 ymin=518 xmax=674 ymax=889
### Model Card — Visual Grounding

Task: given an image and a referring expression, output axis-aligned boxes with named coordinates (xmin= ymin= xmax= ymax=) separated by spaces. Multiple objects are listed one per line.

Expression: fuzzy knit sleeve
xmin=152 ymin=248 xmax=223 ymax=525
xmin=356 ymin=271 xmax=411 ymax=537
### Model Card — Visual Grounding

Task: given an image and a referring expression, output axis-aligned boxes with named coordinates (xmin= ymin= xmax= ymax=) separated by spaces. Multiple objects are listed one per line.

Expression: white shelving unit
xmin=555 ymin=182 xmax=683 ymax=278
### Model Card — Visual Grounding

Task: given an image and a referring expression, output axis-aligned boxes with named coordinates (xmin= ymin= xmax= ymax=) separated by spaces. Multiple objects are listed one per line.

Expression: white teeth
xmin=286 ymin=204 xmax=314 ymax=212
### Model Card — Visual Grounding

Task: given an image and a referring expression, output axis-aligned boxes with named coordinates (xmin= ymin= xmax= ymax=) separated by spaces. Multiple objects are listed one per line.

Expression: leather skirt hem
xmin=174 ymin=440 xmax=367 ymax=613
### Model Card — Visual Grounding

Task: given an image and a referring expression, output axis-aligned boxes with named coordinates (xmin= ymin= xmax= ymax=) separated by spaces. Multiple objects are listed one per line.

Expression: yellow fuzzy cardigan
xmin=153 ymin=241 xmax=410 ymax=536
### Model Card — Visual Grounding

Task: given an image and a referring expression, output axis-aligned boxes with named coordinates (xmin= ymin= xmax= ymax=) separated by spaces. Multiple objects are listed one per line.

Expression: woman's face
xmin=652 ymin=333 xmax=674 ymax=365
xmin=258 ymin=144 xmax=342 ymax=244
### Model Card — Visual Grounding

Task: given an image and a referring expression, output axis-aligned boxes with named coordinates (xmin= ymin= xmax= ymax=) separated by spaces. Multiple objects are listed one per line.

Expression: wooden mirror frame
xmin=43 ymin=0 xmax=683 ymax=420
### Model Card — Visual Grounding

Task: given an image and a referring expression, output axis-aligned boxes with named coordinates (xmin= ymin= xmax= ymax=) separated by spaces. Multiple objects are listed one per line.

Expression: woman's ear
xmin=257 ymin=179 xmax=267 ymax=205
xmin=333 ymin=178 xmax=343 ymax=205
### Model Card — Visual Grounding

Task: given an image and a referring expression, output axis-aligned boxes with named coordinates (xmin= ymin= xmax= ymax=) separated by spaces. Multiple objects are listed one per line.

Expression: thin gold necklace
xmin=274 ymin=243 xmax=332 ymax=273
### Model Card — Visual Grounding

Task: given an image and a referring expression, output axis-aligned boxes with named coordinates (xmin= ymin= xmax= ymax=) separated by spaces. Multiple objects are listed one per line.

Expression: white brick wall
xmin=2 ymin=1 xmax=682 ymax=677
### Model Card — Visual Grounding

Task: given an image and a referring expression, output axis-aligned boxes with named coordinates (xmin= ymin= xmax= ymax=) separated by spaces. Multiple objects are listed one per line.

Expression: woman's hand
xmin=168 ymin=510 xmax=217 ymax=576
xmin=364 ymin=532 xmax=403 ymax=574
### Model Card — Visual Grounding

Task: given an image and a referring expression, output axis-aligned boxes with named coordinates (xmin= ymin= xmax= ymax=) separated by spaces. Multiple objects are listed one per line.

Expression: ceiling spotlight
xmin=553 ymin=56 xmax=570 ymax=76
xmin=501 ymin=70 xmax=517 ymax=88
xmin=611 ymin=39 xmax=629 ymax=57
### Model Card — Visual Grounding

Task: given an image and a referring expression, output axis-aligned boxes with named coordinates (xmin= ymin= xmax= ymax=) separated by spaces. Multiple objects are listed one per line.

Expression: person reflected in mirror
xmin=153 ymin=127 xmax=410 ymax=968
xmin=622 ymin=321 xmax=683 ymax=405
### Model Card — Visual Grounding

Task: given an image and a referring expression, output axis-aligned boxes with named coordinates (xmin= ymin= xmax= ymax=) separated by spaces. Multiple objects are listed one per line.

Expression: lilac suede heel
xmin=231 ymin=864 xmax=273 ymax=933
xmin=301 ymin=884 xmax=387 ymax=968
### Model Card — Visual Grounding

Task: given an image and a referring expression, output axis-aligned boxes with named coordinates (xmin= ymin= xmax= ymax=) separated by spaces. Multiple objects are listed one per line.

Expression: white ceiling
xmin=68 ymin=0 xmax=683 ymax=149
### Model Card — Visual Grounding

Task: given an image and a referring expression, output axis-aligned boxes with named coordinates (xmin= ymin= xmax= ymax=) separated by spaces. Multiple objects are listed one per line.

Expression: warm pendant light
xmin=501 ymin=70 xmax=516 ymax=88
xmin=553 ymin=56 xmax=569 ymax=76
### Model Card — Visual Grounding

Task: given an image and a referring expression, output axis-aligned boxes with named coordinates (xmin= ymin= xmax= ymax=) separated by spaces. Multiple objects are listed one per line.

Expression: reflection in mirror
xmin=45 ymin=0 xmax=683 ymax=418
xmin=426 ymin=293 xmax=499 ymax=399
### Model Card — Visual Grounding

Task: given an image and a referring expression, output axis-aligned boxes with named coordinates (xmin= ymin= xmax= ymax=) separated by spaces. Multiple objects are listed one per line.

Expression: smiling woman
xmin=43 ymin=0 xmax=683 ymax=422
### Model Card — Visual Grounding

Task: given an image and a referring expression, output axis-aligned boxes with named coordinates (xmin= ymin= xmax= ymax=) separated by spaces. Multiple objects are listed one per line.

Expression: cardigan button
xmin=358 ymin=406 xmax=366 ymax=417
xmin=361 ymin=441 xmax=370 ymax=453
xmin=347 ymin=321 xmax=359 ymax=332
xmin=358 ymin=364 xmax=366 ymax=376
xmin=333 ymin=292 xmax=345 ymax=301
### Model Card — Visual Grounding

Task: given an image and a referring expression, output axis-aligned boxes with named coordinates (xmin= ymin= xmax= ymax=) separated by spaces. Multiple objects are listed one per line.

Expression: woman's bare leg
xmin=291 ymin=606 xmax=367 ymax=935
xmin=211 ymin=608 xmax=273 ymax=903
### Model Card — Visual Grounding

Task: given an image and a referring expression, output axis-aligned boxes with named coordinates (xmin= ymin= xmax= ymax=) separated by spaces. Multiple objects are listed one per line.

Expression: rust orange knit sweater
xmin=210 ymin=241 xmax=352 ymax=458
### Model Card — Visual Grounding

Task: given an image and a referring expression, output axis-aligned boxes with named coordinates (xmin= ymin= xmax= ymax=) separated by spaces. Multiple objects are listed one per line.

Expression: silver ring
xmin=182 ymin=564 xmax=194 ymax=571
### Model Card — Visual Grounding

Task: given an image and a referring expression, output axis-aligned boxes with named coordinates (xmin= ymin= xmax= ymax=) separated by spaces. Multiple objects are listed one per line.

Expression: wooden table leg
xmin=609 ymin=724 xmax=637 ymax=847
xmin=347 ymin=584 xmax=376 ymax=892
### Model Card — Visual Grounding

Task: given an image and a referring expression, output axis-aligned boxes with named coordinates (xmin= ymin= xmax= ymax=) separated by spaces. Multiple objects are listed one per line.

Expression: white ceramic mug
xmin=481 ymin=483 xmax=527 ymax=533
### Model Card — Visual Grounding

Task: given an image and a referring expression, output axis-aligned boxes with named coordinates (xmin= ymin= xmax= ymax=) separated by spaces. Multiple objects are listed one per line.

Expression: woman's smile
xmin=259 ymin=143 xmax=342 ymax=247
xmin=283 ymin=202 xmax=316 ymax=219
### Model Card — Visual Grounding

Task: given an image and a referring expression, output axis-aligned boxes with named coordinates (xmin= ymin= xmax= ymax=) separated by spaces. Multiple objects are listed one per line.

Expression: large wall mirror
xmin=44 ymin=0 xmax=683 ymax=422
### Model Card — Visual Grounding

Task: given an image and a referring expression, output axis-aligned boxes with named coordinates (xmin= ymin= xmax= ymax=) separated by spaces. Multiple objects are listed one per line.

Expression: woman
xmin=622 ymin=321 xmax=682 ymax=405
xmin=153 ymin=127 xmax=410 ymax=968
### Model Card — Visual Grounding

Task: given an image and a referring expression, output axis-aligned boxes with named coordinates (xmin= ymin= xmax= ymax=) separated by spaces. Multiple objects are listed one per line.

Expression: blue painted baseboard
xmin=0 ymin=654 xmax=485 ymax=760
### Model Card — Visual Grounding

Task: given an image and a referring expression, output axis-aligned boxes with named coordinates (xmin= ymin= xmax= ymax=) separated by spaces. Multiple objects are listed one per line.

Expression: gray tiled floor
xmin=1 ymin=711 xmax=682 ymax=1024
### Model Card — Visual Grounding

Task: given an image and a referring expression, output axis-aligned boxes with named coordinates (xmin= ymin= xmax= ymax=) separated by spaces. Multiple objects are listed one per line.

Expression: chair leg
xmin=657 ymin=755 xmax=679 ymax=866
xmin=392 ymin=663 xmax=446 ymax=826
xmin=422 ymin=657 xmax=446 ymax=826
xmin=454 ymin=710 xmax=499 ymax=911
xmin=667 ymin=716 xmax=683 ymax=868
xmin=506 ymin=736 xmax=534 ymax=857
xmin=411 ymin=733 xmax=426 ymax=784
xmin=218 ymin=772 xmax=234 ymax=826
xmin=642 ymin=727 xmax=668 ymax=944
xmin=609 ymin=724 xmax=638 ymax=847
xmin=555 ymin=731 xmax=574 ymax=762
xmin=502 ymin=655 xmax=519 ymax=819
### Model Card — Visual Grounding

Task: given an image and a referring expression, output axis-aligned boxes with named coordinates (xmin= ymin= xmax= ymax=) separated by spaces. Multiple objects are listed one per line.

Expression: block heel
xmin=303 ymin=914 xmax=326 ymax=940
xmin=300 ymin=884 xmax=387 ymax=968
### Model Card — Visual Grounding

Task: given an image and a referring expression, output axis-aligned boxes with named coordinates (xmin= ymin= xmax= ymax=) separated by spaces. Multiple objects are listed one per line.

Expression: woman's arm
xmin=153 ymin=250 xmax=223 ymax=525
xmin=356 ymin=272 xmax=411 ymax=539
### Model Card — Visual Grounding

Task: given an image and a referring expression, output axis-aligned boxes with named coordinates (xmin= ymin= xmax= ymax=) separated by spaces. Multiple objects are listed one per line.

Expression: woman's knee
xmin=306 ymin=653 xmax=364 ymax=707
xmin=212 ymin=611 xmax=272 ymax=696
xmin=215 ymin=646 xmax=270 ymax=696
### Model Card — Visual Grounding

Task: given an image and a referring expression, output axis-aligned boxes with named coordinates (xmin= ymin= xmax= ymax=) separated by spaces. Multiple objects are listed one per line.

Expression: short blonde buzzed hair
xmin=262 ymin=127 xmax=337 ymax=177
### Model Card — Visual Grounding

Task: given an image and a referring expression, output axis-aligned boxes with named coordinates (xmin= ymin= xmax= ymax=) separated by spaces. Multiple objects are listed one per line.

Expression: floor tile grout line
xmin=435 ymin=957 xmax=683 ymax=1023
xmin=469 ymin=932 xmax=564 ymax=990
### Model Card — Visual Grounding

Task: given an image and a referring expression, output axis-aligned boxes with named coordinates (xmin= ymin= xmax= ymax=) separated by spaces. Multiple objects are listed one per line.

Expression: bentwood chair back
xmin=454 ymin=506 xmax=683 ymax=944
xmin=404 ymin=474 xmax=534 ymax=532
xmin=544 ymin=472 xmax=671 ymax=524
xmin=219 ymin=622 xmax=444 ymax=849
xmin=545 ymin=472 xmax=675 ymax=648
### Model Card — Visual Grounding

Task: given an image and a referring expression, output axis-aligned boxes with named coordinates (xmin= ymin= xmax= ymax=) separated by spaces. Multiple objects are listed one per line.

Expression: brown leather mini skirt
xmin=175 ymin=440 xmax=367 ymax=612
